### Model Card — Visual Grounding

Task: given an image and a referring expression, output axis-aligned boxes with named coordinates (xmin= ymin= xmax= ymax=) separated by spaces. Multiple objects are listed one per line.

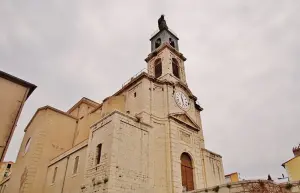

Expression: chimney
xmin=292 ymin=144 xmax=300 ymax=157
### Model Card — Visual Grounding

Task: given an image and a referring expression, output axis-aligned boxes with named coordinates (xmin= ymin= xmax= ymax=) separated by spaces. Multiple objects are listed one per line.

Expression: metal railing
xmin=121 ymin=68 xmax=147 ymax=88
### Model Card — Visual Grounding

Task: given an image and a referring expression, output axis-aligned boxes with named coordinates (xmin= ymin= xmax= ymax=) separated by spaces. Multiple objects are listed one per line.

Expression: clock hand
xmin=180 ymin=95 xmax=184 ymax=105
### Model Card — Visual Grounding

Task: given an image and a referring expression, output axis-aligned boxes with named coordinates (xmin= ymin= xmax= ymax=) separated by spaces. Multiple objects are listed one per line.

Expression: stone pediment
xmin=169 ymin=113 xmax=200 ymax=131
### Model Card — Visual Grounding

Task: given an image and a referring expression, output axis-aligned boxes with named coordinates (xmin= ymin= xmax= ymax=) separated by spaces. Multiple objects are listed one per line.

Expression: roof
xmin=202 ymin=148 xmax=222 ymax=158
xmin=0 ymin=70 xmax=37 ymax=99
xmin=282 ymin=155 xmax=299 ymax=168
xmin=145 ymin=42 xmax=186 ymax=62
xmin=24 ymin=105 xmax=78 ymax=132
xmin=67 ymin=97 xmax=100 ymax=114
xmin=225 ymin=172 xmax=238 ymax=177
xmin=150 ymin=28 xmax=179 ymax=41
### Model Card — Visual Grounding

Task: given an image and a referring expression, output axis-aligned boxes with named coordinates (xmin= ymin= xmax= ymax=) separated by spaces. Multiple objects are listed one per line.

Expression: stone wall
xmin=44 ymin=140 xmax=88 ymax=193
xmin=191 ymin=180 xmax=293 ymax=193
xmin=280 ymin=181 xmax=300 ymax=193
xmin=82 ymin=111 xmax=152 ymax=193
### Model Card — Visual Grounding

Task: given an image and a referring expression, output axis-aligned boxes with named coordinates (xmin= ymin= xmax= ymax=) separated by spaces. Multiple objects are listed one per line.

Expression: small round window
xmin=24 ymin=138 xmax=31 ymax=154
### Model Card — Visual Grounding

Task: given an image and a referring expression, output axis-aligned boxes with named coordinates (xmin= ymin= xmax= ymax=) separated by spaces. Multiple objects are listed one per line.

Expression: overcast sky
xmin=1 ymin=0 xmax=299 ymax=181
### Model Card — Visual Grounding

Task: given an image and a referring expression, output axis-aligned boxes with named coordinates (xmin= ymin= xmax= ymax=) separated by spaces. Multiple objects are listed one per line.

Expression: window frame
xmin=96 ymin=144 xmax=102 ymax=165
xmin=155 ymin=38 xmax=161 ymax=49
xmin=172 ymin=58 xmax=180 ymax=79
xmin=52 ymin=167 xmax=58 ymax=184
xmin=154 ymin=59 xmax=162 ymax=78
xmin=73 ymin=156 xmax=79 ymax=174
xmin=24 ymin=137 xmax=32 ymax=155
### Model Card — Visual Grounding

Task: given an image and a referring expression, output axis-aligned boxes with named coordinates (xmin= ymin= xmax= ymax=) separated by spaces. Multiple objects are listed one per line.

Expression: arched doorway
xmin=181 ymin=153 xmax=194 ymax=191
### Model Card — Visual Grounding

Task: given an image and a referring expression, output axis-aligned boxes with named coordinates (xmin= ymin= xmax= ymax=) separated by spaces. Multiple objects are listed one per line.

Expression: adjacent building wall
xmin=0 ymin=71 xmax=36 ymax=161
xmin=284 ymin=156 xmax=300 ymax=182
xmin=225 ymin=172 xmax=239 ymax=183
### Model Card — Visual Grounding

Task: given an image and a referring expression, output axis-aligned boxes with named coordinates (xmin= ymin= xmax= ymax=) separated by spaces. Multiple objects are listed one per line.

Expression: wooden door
xmin=181 ymin=153 xmax=194 ymax=191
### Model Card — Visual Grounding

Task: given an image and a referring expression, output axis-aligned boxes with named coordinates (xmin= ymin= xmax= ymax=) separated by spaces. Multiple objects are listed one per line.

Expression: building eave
xmin=0 ymin=70 xmax=37 ymax=99
xmin=145 ymin=43 xmax=186 ymax=62
xmin=281 ymin=156 xmax=299 ymax=167
xmin=48 ymin=139 xmax=88 ymax=166
xmin=225 ymin=172 xmax=238 ymax=177
xmin=67 ymin=97 xmax=100 ymax=114
xmin=150 ymin=28 xmax=179 ymax=41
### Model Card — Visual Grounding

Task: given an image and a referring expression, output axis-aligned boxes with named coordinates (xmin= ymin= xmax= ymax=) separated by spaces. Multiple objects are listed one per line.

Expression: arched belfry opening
xmin=154 ymin=58 xmax=162 ymax=78
xmin=155 ymin=38 xmax=161 ymax=49
xmin=181 ymin=153 xmax=194 ymax=191
xmin=169 ymin=38 xmax=175 ymax=48
xmin=172 ymin=58 xmax=180 ymax=79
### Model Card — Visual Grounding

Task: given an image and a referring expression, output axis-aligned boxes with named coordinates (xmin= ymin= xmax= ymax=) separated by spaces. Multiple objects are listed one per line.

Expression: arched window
xmin=24 ymin=138 xmax=31 ymax=155
xmin=181 ymin=153 xmax=194 ymax=191
xmin=52 ymin=167 xmax=57 ymax=183
xmin=154 ymin=59 xmax=162 ymax=78
xmin=73 ymin=156 xmax=79 ymax=174
xmin=172 ymin=58 xmax=180 ymax=79
xmin=155 ymin=38 xmax=161 ymax=49
xmin=169 ymin=38 xmax=175 ymax=48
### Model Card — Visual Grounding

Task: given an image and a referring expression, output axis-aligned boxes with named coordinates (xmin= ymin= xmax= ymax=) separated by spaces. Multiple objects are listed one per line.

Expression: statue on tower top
xmin=158 ymin=15 xmax=168 ymax=31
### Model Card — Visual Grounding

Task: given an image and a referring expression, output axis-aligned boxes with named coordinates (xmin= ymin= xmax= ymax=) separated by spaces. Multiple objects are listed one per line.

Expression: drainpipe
xmin=61 ymin=156 xmax=70 ymax=193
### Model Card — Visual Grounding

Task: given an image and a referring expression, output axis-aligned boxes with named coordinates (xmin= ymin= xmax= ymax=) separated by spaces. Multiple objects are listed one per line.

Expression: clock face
xmin=174 ymin=91 xmax=190 ymax=110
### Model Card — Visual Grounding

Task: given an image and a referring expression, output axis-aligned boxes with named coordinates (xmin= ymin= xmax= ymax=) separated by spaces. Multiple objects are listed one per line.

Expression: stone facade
xmin=4 ymin=17 xmax=225 ymax=193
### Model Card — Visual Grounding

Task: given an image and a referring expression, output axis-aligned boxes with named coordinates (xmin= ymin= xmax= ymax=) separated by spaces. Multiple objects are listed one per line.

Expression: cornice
xmin=145 ymin=42 xmax=187 ymax=62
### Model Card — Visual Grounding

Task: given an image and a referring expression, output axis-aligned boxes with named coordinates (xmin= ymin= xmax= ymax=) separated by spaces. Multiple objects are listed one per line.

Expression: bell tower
xmin=150 ymin=15 xmax=179 ymax=51
xmin=146 ymin=15 xmax=188 ymax=85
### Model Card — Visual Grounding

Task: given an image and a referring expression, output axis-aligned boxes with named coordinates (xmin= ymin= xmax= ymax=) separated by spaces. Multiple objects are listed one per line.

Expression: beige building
xmin=4 ymin=15 xmax=225 ymax=193
xmin=0 ymin=162 xmax=13 ymax=182
xmin=225 ymin=172 xmax=239 ymax=183
xmin=0 ymin=70 xmax=36 ymax=161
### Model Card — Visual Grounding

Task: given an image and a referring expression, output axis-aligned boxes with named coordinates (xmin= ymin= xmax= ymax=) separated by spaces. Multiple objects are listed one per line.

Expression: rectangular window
xmin=96 ymin=144 xmax=102 ymax=165
xmin=73 ymin=156 xmax=79 ymax=174
xmin=52 ymin=167 xmax=57 ymax=183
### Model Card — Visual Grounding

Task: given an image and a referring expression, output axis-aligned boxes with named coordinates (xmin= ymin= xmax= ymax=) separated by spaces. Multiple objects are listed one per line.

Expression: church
xmin=4 ymin=15 xmax=225 ymax=193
